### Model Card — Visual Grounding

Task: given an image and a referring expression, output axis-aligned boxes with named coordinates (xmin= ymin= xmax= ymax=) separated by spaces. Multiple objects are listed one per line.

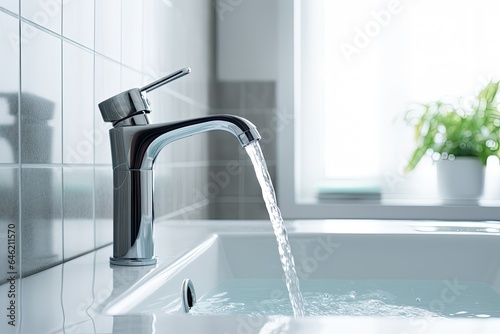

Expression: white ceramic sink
xmin=100 ymin=221 xmax=500 ymax=318
xmin=5 ymin=220 xmax=500 ymax=334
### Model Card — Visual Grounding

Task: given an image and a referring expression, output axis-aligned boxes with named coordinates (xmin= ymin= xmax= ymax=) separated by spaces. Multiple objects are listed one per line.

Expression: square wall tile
xmin=62 ymin=0 xmax=94 ymax=49
xmin=121 ymin=1 xmax=142 ymax=70
xmin=95 ymin=55 xmax=122 ymax=104
xmin=0 ymin=12 xmax=20 ymax=163
xmin=63 ymin=41 xmax=94 ymax=164
xmin=95 ymin=0 xmax=121 ymax=61
xmin=21 ymin=0 xmax=61 ymax=34
xmin=215 ymin=82 xmax=243 ymax=108
xmin=154 ymin=165 xmax=211 ymax=220
xmin=121 ymin=66 xmax=143 ymax=91
xmin=242 ymin=202 xmax=269 ymax=219
xmin=94 ymin=55 xmax=120 ymax=165
xmin=0 ymin=168 xmax=19 ymax=283
xmin=21 ymin=24 xmax=61 ymax=163
xmin=243 ymin=82 xmax=276 ymax=109
xmin=207 ymin=163 xmax=242 ymax=198
xmin=94 ymin=166 xmax=112 ymax=248
xmin=0 ymin=96 xmax=18 ymax=164
xmin=152 ymin=0 xmax=213 ymax=82
xmin=141 ymin=1 xmax=170 ymax=75
xmin=0 ymin=1 xmax=19 ymax=14
xmin=21 ymin=167 xmax=62 ymax=276
xmin=208 ymin=200 xmax=241 ymax=220
xmin=0 ymin=167 xmax=18 ymax=223
xmin=63 ymin=167 xmax=94 ymax=260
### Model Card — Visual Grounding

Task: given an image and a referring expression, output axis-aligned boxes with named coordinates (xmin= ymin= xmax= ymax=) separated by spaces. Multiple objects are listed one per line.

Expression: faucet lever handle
xmin=99 ymin=67 xmax=191 ymax=125
xmin=140 ymin=67 xmax=191 ymax=93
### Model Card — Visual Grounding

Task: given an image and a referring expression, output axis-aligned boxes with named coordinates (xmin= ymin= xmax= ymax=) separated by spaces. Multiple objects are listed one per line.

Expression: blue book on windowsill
xmin=317 ymin=180 xmax=382 ymax=200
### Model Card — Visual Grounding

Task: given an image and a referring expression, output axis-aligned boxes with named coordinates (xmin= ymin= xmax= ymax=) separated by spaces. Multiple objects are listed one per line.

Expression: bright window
xmin=277 ymin=0 xmax=500 ymax=219
xmin=299 ymin=0 xmax=500 ymax=202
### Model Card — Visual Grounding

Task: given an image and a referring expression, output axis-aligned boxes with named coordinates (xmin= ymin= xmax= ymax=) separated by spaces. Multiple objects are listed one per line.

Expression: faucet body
xmin=99 ymin=68 xmax=260 ymax=266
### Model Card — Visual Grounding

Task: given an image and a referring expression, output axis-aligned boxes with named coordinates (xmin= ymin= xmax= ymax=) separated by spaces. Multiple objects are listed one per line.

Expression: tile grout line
xmin=0 ymin=5 xmax=17 ymax=18
xmin=16 ymin=1 xmax=23 ymax=330
xmin=16 ymin=0 xmax=22 ymax=282
xmin=60 ymin=2 xmax=65 ymax=263
xmin=93 ymin=0 xmax=97 ymax=251
xmin=59 ymin=3 xmax=67 ymax=327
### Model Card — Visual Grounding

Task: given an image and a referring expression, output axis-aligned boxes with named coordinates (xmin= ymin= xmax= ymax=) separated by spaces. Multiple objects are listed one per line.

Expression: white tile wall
xmin=21 ymin=0 xmax=62 ymax=34
xmin=63 ymin=41 xmax=94 ymax=165
xmin=62 ymin=0 xmax=94 ymax=49
xmin=1 ymin=0 xmax=276 ymax=278
xmin=0 ymin=12 xmax=19 ymax=164
xmin=0 ymin=0 xmax=215 ymax=280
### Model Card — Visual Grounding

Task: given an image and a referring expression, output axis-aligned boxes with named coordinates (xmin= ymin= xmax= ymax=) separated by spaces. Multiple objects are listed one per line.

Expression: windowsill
xmin=313 ymin=178 xmax=500 ymax=208
xmin=312 ymin=196 xmax=500 ymax=207
xmin=282 ymin=196 xmax=500 ymax=221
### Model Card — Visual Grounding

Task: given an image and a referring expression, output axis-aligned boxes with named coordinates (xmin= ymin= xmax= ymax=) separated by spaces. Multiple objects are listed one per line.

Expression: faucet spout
xmin=110 ymin=115 xmax=260 ymax=171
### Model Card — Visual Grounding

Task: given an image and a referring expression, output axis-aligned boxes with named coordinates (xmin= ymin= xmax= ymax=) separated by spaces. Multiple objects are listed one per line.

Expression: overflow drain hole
xmin=181 ymin=279 xmax=196 ymax=313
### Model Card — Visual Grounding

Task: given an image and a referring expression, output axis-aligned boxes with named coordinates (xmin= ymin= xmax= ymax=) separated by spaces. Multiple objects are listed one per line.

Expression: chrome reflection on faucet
xmin=98 ymin=67 xmax=261 ymax=266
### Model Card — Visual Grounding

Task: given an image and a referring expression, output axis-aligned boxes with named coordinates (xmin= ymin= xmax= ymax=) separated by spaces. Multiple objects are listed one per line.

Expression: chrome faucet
xmin=98 ymin=67 xmax=261 ymax=266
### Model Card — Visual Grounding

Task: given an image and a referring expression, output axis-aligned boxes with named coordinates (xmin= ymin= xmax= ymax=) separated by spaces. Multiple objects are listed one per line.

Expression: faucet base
xmin=110 ymin=257 xmax=157 ymax=266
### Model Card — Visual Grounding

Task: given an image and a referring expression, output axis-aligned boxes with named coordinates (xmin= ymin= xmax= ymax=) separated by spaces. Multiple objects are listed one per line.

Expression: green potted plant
xmin=405 ymin=81 xmax=500 ymax=202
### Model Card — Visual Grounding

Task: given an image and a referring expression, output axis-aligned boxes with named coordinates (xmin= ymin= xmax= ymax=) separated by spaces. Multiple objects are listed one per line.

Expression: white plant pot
xmin=436 ymin=157 xmax=485 ymax=203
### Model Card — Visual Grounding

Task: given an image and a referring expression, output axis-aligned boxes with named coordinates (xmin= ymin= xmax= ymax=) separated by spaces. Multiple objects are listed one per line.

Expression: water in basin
xmin=100 ymin=226 xmax=500 ymax=317
xmin=190 ymin=279 xmax=500 ymax=318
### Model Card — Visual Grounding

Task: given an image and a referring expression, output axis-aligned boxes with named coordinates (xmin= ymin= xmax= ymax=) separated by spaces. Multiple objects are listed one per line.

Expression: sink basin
xmin=5 ymin=219 xmax=500 ymax=334
xmin=101 ymin=221 xmax=500 ymax=318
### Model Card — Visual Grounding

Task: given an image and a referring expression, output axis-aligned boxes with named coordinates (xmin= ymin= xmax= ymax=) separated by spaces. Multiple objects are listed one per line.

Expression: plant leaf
xmin=478 ymin=81 xmax=499 ymax=104
xmin=405 ymin=146 xmax=427 ymax=174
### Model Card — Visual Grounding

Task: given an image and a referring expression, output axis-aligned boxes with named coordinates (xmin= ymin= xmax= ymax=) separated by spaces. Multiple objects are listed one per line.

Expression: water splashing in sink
xmin=245 ymin=142 xmax=306 ymax=317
